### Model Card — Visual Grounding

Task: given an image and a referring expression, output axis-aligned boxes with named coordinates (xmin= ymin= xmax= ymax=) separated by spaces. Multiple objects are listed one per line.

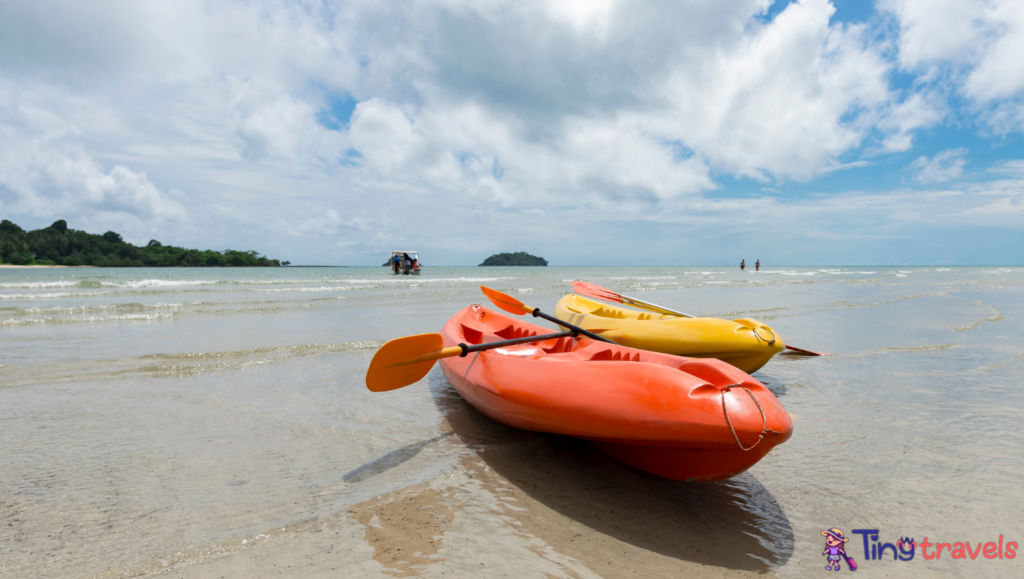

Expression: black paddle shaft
xmin=459 ymin=330 xmax=576 ymax=355
xmin=530 ymin=308 xmax=615 ymax=344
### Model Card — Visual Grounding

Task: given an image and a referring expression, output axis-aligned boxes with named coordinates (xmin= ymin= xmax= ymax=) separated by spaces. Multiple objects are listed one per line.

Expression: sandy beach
xmin=2 ymin=266 xmax=1021 ymax=579
xmin=104 ymin=415 xmax=779 ymax=579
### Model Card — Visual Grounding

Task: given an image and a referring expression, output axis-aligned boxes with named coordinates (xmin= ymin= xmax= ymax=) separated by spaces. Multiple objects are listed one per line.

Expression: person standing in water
xmin=756 ymin=259 xmax=760 ymax=272
xmin=740 ymin=259 xmax=745 ymax=271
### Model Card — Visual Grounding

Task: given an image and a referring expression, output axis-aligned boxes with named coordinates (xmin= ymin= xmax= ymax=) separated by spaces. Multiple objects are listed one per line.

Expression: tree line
xmin=0 ymin=219 xmax=288 ymax=267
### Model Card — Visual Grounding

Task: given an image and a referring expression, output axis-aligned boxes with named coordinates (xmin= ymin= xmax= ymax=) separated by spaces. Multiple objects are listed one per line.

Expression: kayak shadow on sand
xmin=427 ymin=371 xmax=794 ymax=574
xmin=342 ymin=433 xmax=452 ymax=483
xmin=752 ymin=372 xmax=788 ymax=397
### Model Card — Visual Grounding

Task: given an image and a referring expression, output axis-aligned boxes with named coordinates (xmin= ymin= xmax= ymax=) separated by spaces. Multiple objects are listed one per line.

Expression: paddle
xmin=366 ymin=330 xmax=575 ymax=392
xmin=479 ymin=286 xmax=615 ymax=344
xmin=570 ymin=280 xmax=827 ymax=356
xmin=571 ymin=280 xmax=695 ymax=318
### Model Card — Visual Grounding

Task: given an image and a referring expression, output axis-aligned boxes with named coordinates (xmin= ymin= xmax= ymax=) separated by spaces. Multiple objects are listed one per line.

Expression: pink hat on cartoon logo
xmin=821 ymin=528 xmax=849 ymax=542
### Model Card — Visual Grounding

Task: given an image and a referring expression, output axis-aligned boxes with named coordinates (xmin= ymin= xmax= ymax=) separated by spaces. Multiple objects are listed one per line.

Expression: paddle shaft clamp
xmin=456 ymin=330 xmax=578 ymax=356
xmin=530 ymin=308 xmax=615 ymax=344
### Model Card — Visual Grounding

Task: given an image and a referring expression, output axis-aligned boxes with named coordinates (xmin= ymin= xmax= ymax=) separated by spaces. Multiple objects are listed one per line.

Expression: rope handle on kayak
xmin=721 ymin=384 xmax=780 ymax=451
xmin=750 ymin=326 xmax=776 ymax=345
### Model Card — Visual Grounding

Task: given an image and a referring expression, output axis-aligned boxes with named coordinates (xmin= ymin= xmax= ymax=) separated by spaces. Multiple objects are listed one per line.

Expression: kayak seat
xmin=590 ymin=307 xmax=627 ymax=319
xmin=542 ymin=336 xmax=576 ymax=354
xmin=459 ymin=324 xmax=484 ymax=345
xmin=588 ymin=349 xmax=641 ymax=362
xmin=494 ymin=324 xmax=539 ymax=340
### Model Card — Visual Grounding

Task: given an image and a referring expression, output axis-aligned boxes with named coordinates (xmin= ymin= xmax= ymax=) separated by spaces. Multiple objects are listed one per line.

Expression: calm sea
xmin=2 ymin=266 xmax=1022 ymax=577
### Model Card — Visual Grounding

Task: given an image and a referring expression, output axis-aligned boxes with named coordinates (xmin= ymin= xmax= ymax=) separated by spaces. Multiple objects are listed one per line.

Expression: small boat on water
xmin=437 ymin=304 xmax=792 ymax=482
xmin=553 ymin=293 xmax=784 ymax=373
xmin=384 ymin=251 xmax=421 ymax=275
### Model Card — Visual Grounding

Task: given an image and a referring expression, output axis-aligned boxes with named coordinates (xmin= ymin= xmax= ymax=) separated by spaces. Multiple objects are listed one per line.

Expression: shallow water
xmin=1 ymin=266 xmax=1022 ymax=577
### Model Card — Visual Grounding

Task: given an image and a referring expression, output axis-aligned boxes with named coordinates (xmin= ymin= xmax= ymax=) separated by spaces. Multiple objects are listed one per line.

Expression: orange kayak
xmin=438 ymin=305 xmax=793 ymax=482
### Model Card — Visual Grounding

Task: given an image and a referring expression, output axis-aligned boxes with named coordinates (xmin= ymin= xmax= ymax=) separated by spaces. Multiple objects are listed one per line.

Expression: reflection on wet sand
xmin=427 ymin=372 xmax=794 ymax=575
xmin=752 ymin=372 xmax=789 ymax=397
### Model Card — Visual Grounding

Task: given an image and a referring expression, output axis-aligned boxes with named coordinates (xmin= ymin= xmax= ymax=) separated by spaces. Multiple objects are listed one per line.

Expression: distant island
xmin=479 ymin=252 xmax=548 ymax=266
xmin=0 ymin=219 xmax=288 ymax=267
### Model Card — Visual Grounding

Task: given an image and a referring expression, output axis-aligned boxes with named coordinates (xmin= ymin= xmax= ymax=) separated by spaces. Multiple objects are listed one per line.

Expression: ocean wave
xmin=0 ymin=280 xmax=81 ymax=289
xmin=8 ymin=302 xmax=203 ymax=316
xmin=0 ymin=278 xmax=330 ymax=289
xmin=883 ymin=343 xmax=957 ymax=353
xmin=0 ymin=291 xmax=102 ymax=300
xmin=141 ymin=339 xmax=385 ymax=361
xmin=251 ymin=285 xmax=380 ymax=293
xmin=1 ymin=312 xmax=178 ymax=326
xmin=842 ymin=293 xmax=936 ymax=309
xmin=608 ymin=276 xmax=679 ymax=280
xmin=717 ymin=306 xmax=788 ymax=317
xmin=337 ymin=277 xmax=514 ymax=284
xmin=100 ymin=276 xmax=218 ymax=286
xmin=954 ymin=303 xmax=1004 ymax=332
xmin=764 ymin=271 xmax=816 ymax=276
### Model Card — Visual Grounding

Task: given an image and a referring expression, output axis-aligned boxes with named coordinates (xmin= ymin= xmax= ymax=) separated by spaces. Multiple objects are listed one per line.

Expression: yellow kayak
xmin=553 ymin=294 xmax=785 ymax=373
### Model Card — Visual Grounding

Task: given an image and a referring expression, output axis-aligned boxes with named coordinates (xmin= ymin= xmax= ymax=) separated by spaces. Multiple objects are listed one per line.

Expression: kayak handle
xmin=721 ymin=384 xmax=781 ymax=452
xmin=751 ymin=326 xmax=776 ymax=345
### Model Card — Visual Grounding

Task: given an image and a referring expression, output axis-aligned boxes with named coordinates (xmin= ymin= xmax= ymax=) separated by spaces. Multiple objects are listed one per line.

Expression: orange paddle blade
xmin=366 ymin=333 xmax=460 ymax=392
xmin=570 ymin=280 xmax=624 ymax=303
xmin=480 ymin=286 xmax=534 ymax=315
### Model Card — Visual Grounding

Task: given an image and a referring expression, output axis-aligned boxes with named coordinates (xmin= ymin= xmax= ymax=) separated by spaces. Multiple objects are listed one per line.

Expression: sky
xmin=0 ymin=0 xmax=1022 ymax=266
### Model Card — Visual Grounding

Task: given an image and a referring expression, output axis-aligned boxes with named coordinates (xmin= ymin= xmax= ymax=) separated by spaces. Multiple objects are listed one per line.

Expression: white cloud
xmin=877 ymin=90 xmax=947 ymax=152
xmin=230 ymin=78 xmax=349 ymax=164
xmin=293 ymin=209 xmax=372 ymax=236
xmin=0 ymin=93 xmax=186 ymax=228
xmin=881 ymin=0 xmax=989 ymax=67
xmin=910 ymin=148 xmax=968 ymax=183
xmin=0 ymin=0 xmax=903 ymax=203
xmin=0 ymin=0 xmax=1023 ymax=264
xmin=654 ymin=0 xmax=891 ymax=180
xmin=883 ymin=0 xmax=1024 ymax=133
xmin=963 ymin=1 xmax=1024 ymax=101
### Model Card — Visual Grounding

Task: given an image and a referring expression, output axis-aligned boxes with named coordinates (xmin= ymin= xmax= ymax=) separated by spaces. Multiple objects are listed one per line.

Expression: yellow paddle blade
xmin=480 ymin=286 xmax=533 ymax=315
xmin=366 ymin=333 xmax=459 ymax=392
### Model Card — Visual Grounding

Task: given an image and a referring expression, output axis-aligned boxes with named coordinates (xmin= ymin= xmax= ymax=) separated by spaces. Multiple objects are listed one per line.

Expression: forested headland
xmin=0 ymin=219 xmax=288 ymax=267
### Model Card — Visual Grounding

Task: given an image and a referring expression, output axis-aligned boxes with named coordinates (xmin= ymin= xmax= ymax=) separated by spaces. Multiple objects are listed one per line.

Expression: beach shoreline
xmin=0 ymin=264 xmax=97 ymax=268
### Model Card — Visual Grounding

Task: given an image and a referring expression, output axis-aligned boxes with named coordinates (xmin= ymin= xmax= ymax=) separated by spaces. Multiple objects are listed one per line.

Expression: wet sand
xmin=124 ymin=387 xmax=785 ymax=579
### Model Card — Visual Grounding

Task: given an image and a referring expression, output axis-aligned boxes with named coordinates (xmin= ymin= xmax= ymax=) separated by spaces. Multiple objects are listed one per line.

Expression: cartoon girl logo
xmin=822 ymin=528 xmax=857 ymax=571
